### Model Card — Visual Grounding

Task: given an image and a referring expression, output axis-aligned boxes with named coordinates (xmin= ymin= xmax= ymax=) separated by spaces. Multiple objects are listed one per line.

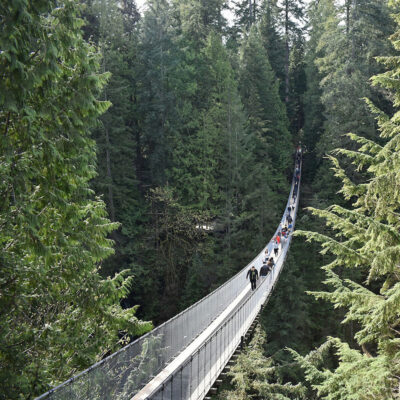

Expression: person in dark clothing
xmin=286 ymin=214 xmax=293 ymax=224
xmin=246 ymin=265 xmax=259 ymax=290
xmin=260 ymin=262 xmax=272 ymax=277
xmin=267 ymin=257 xmax=275 ymax=269
xmin=293 ymin=182 xmax=298 ymax=200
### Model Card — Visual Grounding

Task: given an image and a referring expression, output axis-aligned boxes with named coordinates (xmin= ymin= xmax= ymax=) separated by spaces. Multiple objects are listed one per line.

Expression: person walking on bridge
xmin=260 ymin=262 xmax=272 ymax=277
xmin=274 ymin=234 xmax=280 ymax=256
xmin=246 ymin=265 xmax=259 ymax=291
xmin=293 ymin=180 xmax=299 ymax=201
xmin=263 ymin=248 xmax=269 ymax=263
xmin=267 ymin=257 xmax=275 ymax=270
xmin=281 ymin=225 xmax=288 ymax=245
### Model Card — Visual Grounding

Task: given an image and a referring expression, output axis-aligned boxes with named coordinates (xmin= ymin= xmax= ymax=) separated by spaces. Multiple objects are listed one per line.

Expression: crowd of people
xmin=246 ymin=146 xmax=302 ymax=291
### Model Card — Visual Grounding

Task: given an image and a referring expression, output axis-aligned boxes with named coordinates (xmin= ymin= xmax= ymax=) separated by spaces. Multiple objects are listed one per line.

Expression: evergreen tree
xmin=219 ymin=325 xmax=306 ymax=399
xmin=233 ymin=0 xmax=261 ymax=31
xmin=143 ymin=187 xmax=208 ymax=321
xmin=277 ymin=0 xmax=305 ymax=104
xmin=302 ymin=0 xmax=325 ymax=181
xmin=84 ymin=0 xmax=146 ymax=282
xmin=168 ymin=29 xmax=253 ymax=300
xmin=288 ymin=33 xmax=306 ymax=136
xmin=137 ymin=0 xmax=179 ymax=187
xmin=0 ymin=0 xmax=151 ymax=397
xmin=307 ymin=0 xmax=394 ymax=206
xmin=175 ymin=0 xmax=228 ymax=40
xmin=292 ymin=8 xmax=400 ymax=397
xmin=259 ymin=0 xmax=287 ymax=99
xmin=318 ymin=0 xmax=394 ymax=148
xmin=257 ymin=1 xmax=307 ymax=130
xmin=231 ymin=26 xmax=293 ymax=260
xmin=240 ymin=27 xmax=292 ymax=167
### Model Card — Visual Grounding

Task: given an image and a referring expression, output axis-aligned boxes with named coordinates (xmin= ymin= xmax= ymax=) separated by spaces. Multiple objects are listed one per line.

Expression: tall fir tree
xmin=218 ymin=325 xmax=306 ymax=400
xmin=237 ymin=26 xmax=292 ymax=256
xmin=302 ymin=0 xmax=325 ymax=182
xmin=259 ymin=0 xmax=287 ymax=98
xmin=311 ymin=0 xmax=395 ymax=203
xmin=292 ymin=6 xmax=400 ymax=397
xmin=277 ymin=0 xmax=305 ymax=104
xmin=137 ymin=0 xmax=179 ymax=187
xmin=0 ymin=0 xmax=151 ymax=397
xmin=83 ymin=0 xmax=146 ymax=282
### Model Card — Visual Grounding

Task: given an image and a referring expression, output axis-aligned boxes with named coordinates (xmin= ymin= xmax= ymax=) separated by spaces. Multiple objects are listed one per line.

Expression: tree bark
xmin=104 ymin=127 xmax=116 ymax=222
xmin=285 ymin=0 xmax=290 ymax=104
xmin=102 ymin=53 xmax=116 ymax=223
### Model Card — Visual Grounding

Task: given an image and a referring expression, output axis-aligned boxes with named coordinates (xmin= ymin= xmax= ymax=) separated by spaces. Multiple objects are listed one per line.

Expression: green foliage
xmin=219 ymin=325 xmax=306 ymax=400
xmin=302 ymin=0 xmax=325 ymax=180
xmin=240 ymin=26 xmax=292 ymax=169
xmin=174 ymin=0 xmax=228 ymax=40
xmin=85 ymin=0 xmax=146 ymax=282
xmin=304 ymin=0 xmax=395 ymax=205
xmin=0 ymin=1 xmax=151 ymax=397
xmin=137 ymin=0 xmax=179 ymax=187
xmin=293 ymin=8 xmax=400 ymax=397
xmin=143 ymin=187 xmax=208 ymax=320
xmin=236 ymin=26 xmax=292 ymax=255
xmin=258 ymin=0 xmax=286 ymax=92
xmin=291 ymin=338 xmax=394 ymax=400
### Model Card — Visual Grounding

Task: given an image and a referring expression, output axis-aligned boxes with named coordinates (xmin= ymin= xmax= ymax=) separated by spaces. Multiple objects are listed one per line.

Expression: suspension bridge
xmin=37 ymin=153 xmax=302 ymax=400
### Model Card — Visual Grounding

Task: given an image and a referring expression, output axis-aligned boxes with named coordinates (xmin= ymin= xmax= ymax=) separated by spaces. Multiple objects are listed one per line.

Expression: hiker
xmin=293 ymin=181 xmax=298 ymax=200
xmin=273 ymin=241 xmax=279 ymax=257
xmin=296 ymin=145 xmax=302 ymax=161
xmin=267 ymin=257 xmax=275 ymax=270
xmin=295 ymin=169 xmax=300 ymax=184
xmin=286 ymin=214 xmax=293 ymax=225
xmin=260 ymin=262 xmax=272 ymax=277
xmin=263 ymin=248 xmax=269 ymax=263
xmin=246 ymin=265 xmax=259 ymax=290
xmin=281 ymin=225 xmax=288 ymax=240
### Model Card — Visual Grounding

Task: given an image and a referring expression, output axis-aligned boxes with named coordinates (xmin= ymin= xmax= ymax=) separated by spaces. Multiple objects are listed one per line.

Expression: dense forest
xmin=2 ymin=0 xmax=400 ymax=398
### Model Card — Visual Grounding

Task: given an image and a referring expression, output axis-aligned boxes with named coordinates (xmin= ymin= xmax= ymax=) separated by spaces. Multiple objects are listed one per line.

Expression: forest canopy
xmin=2 ymin=0 xmax=400 ymax=399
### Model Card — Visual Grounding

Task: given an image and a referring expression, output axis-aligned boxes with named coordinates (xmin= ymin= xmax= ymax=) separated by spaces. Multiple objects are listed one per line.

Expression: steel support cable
xmin=36 ymin=155 xmax=302 ymax=400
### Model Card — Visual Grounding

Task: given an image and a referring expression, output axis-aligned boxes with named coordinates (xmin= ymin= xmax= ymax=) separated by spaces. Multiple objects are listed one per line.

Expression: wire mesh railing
xmin=36 ymin=154 xmax=302 ymax=400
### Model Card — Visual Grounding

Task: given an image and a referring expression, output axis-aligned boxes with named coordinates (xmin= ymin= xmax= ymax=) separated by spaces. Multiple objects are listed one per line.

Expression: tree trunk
xmin=104 ymin=127 xmax=116 ymax=222
xmin=249 ymin=0 xmax=252 ymax=27
xmin=285 ymin=0 xmax=290 ymax=104
xmin=102 ymin=53 xmax=116 ymax=222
